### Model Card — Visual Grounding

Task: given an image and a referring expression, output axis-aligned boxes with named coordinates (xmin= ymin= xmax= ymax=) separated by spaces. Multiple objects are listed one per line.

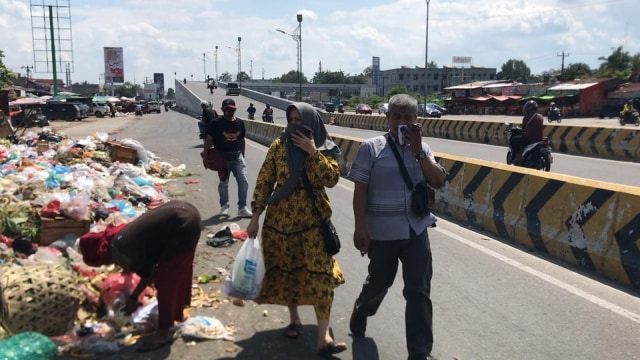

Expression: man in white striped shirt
xmin=347 ymin=94 xmax=445 ymax=360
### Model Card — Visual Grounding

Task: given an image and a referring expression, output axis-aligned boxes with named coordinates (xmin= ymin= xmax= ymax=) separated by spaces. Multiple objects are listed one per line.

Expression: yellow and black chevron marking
xmin=436 ymin=153 xmax=640 ymax=289
xmin=245 ymin=126 xmax=640 ymax=290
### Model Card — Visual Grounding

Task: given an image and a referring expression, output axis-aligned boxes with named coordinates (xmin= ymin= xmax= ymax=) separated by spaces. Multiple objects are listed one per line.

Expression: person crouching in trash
xmin=79 ymin=200 xmax=202 ymax=352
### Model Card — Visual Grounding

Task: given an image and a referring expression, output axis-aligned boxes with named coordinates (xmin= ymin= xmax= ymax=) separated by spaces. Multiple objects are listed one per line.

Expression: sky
xmin=0 ymin=0 xmax=637 ymax=87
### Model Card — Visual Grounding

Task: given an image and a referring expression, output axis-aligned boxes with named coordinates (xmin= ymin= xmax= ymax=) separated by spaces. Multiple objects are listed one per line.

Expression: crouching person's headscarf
xmin=79 ymin=223 xmax=128 ymax=267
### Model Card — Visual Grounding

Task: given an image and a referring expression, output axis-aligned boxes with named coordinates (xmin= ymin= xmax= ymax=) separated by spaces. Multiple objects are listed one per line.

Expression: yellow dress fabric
xmin=251 ymin=138 xmax=345 ymax=318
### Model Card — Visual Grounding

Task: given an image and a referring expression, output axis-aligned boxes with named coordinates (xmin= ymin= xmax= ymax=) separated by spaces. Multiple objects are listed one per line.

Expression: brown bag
xmin=201 ymin=148 xmax=228 ymax=171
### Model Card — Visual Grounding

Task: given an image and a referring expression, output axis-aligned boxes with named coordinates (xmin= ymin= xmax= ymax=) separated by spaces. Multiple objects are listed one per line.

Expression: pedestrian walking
xmin=347 ymin=94 xmax=445 ymax=360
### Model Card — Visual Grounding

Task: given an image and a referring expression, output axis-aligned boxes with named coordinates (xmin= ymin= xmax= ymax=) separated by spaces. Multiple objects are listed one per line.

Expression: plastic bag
xmin=176 ymin=316 xmax=233 ymax=341
xmin=222 ymin=237 xmax=265 ymax=300
xmin=0 ymin=331 xmax=58 ymax=360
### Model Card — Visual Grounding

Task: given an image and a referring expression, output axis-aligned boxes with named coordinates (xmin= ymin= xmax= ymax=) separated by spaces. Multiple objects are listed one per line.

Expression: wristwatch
xmin=416 ymin=150 xmax=427 ymax=160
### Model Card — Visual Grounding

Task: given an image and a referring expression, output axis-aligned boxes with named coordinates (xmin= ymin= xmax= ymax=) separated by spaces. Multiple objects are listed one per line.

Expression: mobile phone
xmin=398 ymin=123 xmax=421 ymax=145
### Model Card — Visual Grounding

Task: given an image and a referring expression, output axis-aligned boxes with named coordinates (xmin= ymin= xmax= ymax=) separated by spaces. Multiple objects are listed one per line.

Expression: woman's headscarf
xmin=267 ymin=102 xmax=341 ymax=204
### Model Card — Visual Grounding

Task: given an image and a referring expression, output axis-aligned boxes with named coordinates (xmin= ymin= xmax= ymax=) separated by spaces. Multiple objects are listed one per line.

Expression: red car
xmin=355 ymin=104 xmax=372 ymax=115
xmin=120 ymin=102 xmax=149 ymax=114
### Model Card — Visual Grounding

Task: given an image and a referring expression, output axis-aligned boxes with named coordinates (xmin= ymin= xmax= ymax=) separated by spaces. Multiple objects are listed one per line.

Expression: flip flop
xmin=317 ymin=341 xmax=347 ymax=357
xmin=283 ymin=323 xmax=302 ymax=339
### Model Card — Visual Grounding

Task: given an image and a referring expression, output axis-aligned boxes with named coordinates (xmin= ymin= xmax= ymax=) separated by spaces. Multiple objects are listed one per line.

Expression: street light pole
xmin=297 ymin=14 xmax=303 ymax=101
xmin=203 ymin=53 xmax=206 ymax=81
xmin=424 ymin=0 xmax=431 ymax=111
xmin=215 ymin=46 xmax=218 ymax=80
xmin=238 ymin=37 xmax=242 ymax=89
xmin=276 ymin=26 xmax=301 ymax=99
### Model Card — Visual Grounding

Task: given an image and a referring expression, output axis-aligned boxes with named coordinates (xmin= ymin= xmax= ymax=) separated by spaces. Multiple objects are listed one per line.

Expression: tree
xmin=0 ymin=50 xmax=15 ymax=89
xmin=497 ymin=59 xmax=531 ymax=83
xmin=597 ymin=46 xmax=631 ymax=78
xmin=166 ymin=88 xmax=175 ymax=99
xmin=312 ymin=70 xmax=346 ymax=84
xmin=563 ymin=63 xmax=592 ymax=81
xmin=219 ymin=72 xmax=233 ymax=82
xmin=113 ymin=81 xmax=141 ymax=98
xmin=278 ymin=70 xmax=308 ymax=84
xmin=427 ymin=60 xmax=438 ymax=69
xmin=236 ymin=71 xmax=250 ymax=82
xmin=387 ymin=86 xmax=409 ymax=97
xmin=630 ymin=53 xmax=640 ymax=82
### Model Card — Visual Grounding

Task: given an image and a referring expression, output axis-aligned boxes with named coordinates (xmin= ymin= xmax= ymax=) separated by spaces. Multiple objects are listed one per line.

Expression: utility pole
xmin=557 ymin=51 xmax=570 ymax=79
xmin=20 ymin=65 xmax=33 ymax=85
xmin=250 ymin=59 xmax=253 ymax=80
xmin=214 ymin=46 xmax=218 ymax=80
xmin=203 ymin=52 xmax=206 ymax=81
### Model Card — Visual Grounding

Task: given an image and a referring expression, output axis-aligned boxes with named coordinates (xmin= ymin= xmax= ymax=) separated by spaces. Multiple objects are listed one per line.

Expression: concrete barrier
xmin=243 ymin=121 xmax=640 ymax=290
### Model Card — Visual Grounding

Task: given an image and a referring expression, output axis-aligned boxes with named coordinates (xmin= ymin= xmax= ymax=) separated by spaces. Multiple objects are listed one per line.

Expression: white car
xmin=378 ymin=103 xmax=388 ymax=114
xmin=147 ymin=101 xmax=161 ymax=113
xmin=92 ymin=103 xmax=110 ymax=117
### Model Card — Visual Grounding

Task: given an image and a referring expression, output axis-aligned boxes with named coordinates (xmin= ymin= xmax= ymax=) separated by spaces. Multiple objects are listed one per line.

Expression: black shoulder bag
xmin=385 ymin=133 xmax=434 ymax=217
xmin=301 ymin=170 xmax=341 ymax=255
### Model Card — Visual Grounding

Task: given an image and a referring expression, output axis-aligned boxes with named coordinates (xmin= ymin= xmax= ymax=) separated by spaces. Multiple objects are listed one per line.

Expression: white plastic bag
xmin=223 ymin=237 xmax=265 ymax=300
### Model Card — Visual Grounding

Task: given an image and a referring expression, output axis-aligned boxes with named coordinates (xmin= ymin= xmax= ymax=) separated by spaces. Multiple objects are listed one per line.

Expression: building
xmin=377 ymin=65 xmax=497 ymax=97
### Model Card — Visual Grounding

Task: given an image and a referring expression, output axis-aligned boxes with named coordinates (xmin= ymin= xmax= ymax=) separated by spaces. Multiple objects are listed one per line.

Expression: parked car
xmin=91 ymin=103 xmax=110 ymax=117
xmin=378 ymin=103 xmax=388 ymax=114
xmin=429 ymin=103 xmax=448 ymax=115
xmin=226 ymin=82 xmax=241 ymax=96
xmin=120 ymin=102 xmax=149 ymax=113
xmin=147 ymin=101 xmax=161 ymax=113
xmin=42 ymin=102 xmax=87 ymax=121
xmin=324 ymin=103 xmax=336 ymax=113
xmin=418 ymin=104 xmax=442 ymax=118
xmin=355 ymin=104 xmax=373 ymax=115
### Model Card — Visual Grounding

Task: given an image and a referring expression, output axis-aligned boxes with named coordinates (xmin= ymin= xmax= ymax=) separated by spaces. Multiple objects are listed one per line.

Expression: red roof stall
xmin=546 ymin=79 xmax=619 ymax=117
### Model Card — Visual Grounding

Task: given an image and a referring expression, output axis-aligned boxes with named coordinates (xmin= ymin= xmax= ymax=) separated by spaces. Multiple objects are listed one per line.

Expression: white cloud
xmin=0 ymin=0 xmax=637 ymax=85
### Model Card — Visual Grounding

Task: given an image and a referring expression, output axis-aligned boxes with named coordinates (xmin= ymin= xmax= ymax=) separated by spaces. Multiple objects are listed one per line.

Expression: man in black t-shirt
xmin=203 ymin=98 xmax=252 ymax=218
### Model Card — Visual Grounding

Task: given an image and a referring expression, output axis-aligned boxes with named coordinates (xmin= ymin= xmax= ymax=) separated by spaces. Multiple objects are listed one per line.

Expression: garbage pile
xmin=0 ymin=128 xmax=236 ymax=358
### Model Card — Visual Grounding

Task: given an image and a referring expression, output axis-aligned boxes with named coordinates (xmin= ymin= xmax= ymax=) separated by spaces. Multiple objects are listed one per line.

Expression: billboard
xmin=104 ymin=47 xmax=124 ymax=83
xmin=153 ymin=73 xmax=165 ymax=97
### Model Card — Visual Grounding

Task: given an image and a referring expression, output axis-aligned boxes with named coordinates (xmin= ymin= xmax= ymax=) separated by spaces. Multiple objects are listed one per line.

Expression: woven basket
xmin=0 ymin=264 xmax=83 ymax=336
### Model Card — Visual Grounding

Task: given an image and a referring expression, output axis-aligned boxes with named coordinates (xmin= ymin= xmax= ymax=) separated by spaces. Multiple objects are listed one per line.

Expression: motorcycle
xmin=262 ymin=113 xmax=274 ymax=123
xmin=248 ymin=112 xmax=255 ymax=120
xmin=164 ymin=103 xmax=170 ymax=112
xmin=619 ymin=110 xmax=640 ymax=126
xmin=337 ymin=104 xmax=345 ymax=114
xmin=135 ymin=109 xmax=143 ymax=117
xmin=504 ymin=123 xmax=553 ymax=172
xmin=548 ymin=108 xmax=562 ymax=123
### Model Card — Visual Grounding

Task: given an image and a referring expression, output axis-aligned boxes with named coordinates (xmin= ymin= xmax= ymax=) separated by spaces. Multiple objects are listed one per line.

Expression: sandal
xmin=283 ymin=323 xmax=302 ymax=339
xmin=317 ymin=341 xmax=347 ymax=358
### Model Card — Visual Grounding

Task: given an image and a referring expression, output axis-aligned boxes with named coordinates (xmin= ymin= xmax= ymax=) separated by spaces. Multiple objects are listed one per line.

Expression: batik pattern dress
xmin=251 ymin=138 xmax=345 ymax=319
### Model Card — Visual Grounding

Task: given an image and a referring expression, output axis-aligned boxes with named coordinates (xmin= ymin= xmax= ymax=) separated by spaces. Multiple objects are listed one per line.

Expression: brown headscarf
xmin=267 ymin=102 xmax=341 ymax=205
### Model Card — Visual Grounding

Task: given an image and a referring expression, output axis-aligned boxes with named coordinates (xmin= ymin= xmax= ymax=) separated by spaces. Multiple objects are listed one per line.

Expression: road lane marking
xmin=436 ymin=227 xmax=640 ymax=325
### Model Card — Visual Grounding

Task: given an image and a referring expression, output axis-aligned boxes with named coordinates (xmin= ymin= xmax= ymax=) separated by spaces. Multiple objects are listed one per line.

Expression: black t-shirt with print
xmin=205 ymin=117 xmax=246 ymax=153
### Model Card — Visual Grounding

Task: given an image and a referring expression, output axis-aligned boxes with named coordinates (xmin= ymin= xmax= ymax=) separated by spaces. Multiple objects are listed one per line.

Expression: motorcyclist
xmin=201 ymin=101 xmax=218 ymax=127
xmin=621 ymin=99 xmax=636 ymax=122
xmin=247 ymin=103 xmax=256 ymax=119
xmin=262 ymin=103 xmax=273 ymax=122
xmin=135 ymin=103 xmax=143 ymax=116
xmin=550 ymin=102 xmax=559 ymax=113
xmin=511 ymin=100 xmax=544 ymax=163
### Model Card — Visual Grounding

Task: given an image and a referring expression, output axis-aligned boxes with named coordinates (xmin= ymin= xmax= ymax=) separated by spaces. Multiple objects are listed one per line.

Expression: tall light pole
xmin=424 ymin=0 xmax=431 ymax=111
xmin=203 ymin=52 xmax=207 ymax=81
xmin=237 ymin=37 xmax=242 ymax=89
xmin=214 ymin=46 xmax=218 ymax=80
xmin=276 ymin=14 xmax=303 ymax=101
xmin=297 ymin=14 xmax=303 ymax=101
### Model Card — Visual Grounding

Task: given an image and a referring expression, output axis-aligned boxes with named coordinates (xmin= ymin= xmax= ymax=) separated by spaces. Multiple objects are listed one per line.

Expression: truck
xmin=226 ymin=82 xmax=241 ymax=96
xmin=147 ymin=101 xmax=161 ymax=113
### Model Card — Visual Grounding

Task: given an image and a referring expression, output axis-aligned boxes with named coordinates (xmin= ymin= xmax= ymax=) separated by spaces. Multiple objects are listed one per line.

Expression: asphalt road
xmin=50 ymin=105 xmax=640 ymax=360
